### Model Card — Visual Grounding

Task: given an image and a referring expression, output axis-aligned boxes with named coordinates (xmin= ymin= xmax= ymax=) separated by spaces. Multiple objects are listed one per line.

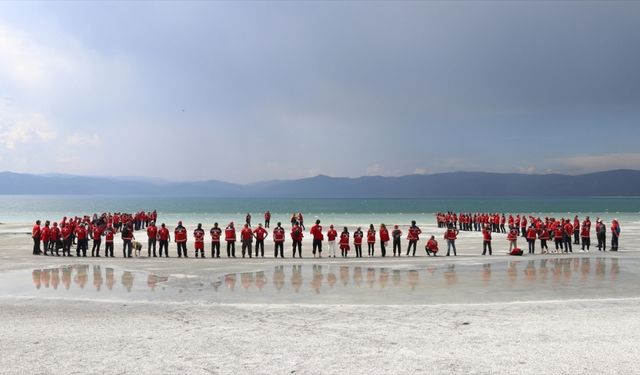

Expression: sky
xmin=0 ymin=1 xmax=639 ymax=183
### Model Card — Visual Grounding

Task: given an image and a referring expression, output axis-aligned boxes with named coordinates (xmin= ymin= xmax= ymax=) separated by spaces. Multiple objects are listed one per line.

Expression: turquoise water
xmin=0 ymin=196 xmax=639 ymax=226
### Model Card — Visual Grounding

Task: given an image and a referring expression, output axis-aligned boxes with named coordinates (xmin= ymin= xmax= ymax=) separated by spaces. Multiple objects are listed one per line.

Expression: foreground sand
xmin=1 ymin=222 xmax=639 ymax=374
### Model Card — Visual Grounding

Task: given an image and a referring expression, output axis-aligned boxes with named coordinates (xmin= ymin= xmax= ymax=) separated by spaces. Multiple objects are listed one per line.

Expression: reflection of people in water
xmin=93 ymin=265 xmax=103 ymax=291
xmin=353 ymin=267 xmax=363 ymax=287
xmin=75 ymin=265 xmax=89 ymax=289
xmin=32 ymin=269 xmax=42 ymax=289
xmin=273 ymin=266 xmax=285 ymax=291
xmin=291 ymin=265 xmax=303 ymax=293
xmin=42 ymin=268 xmax=51 ymax=289
xmin=62 ymin=266 xmax=72 ymax=290
xmin=327 ymin=267 xmax=337 ymax=289
xmin=241 ymin=272 xmax=254 ymax=291
xmin=524 ymin=261 xmax=536 ymax=283
xmin=611 ymin=258 xmax=619 ymax=283
xmin=121 ymin=271 xmax=134 ymax=292
xmin=392 ymin=270 xmax=402 ymax=288
xmin=443 ymin=266 xmax=456 ymax=287
xmin=225 ymin=273 xmax=236 ymax=292
xmin=339 ymin=266 xmax=350 ymax=286
xmin=539 ymin=259 xmax=549 ymax=282
xmin=507 ymin=261 xmax=519 ymax=285
xmin=580 ymin=258 xmax=591 ymax=282
xmin=379 ymin=268 xmax=389 ymax=289
xmin=408 ymin=269 xmax=421 ymax=290
xmin=482 ymin=264 xmax=491 ymax=286
xmin=311 ymin=265 xmax=323 ymax=294
xmin=366 ymin=268 xmax=376 ymax=288
xmin=255 ymin=271 xmax=267 ymax=291
xmin=595 ymin=258 xmax=606 ymax=280
xmin=106 ymin=268 xmax=115 ymax=291
xmin=147 ymin=274 xmax=158 ymax=291
xmin=51 ymin=268 xmax=60 ymax=290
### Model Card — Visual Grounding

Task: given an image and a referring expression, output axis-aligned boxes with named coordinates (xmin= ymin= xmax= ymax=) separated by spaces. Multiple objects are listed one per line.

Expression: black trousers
xmin=355 ymin=244 xmax=362 ymax=258
xmin=312 ymin=239 xmax=322 ymax=255
xmin=242 ymin=241 xmax=252 ymax=258
xmin=406 ymin=240 xmax=417 ymax=256
xmin=563 ymin=236 xmax=572 ymax=252
xmin=159 ymin=240 xmax=168 ymax=257
xmin=554 ymin=238 xmax=563 ymax=250
xmin=148 ymin=238 xmax=157 ymax=257
xmin=177 ymin=242 xmax=187 ymax=257
xmin=227 ymin=241 xmax=236 ymax=257
xmin=275 ymin=242 xmax=284 ymax=258
xmin=527 ymin=239 xmax=535 ymax=254
xmin=482 ymin=240 xmax=492 ymax=255
xmin=380 ymin=240 xmax=386 ymax=257
xmin=63 ymin=239 xmax=72 ymax=255
xmin=42 ymin=240 xmax=50 ymax=255
xmin=77 ymin=239 xmax=88 ymax=257
xmin=574 ymin=230 xmax=580 ymax=244
xmin=582 ymin=237 xmax=590 ymax=250
xmin=92 ymin=239 xmax=101 ymax=256
xmin=123 ymin=239 xmax=132 ymax=258
xmin=292 ymin=240 xmax=302 ymax=257
xmin=392 ymin=239 xmax=401 ymax=255
xmin=265 ymin=220 xmax=270 ymax=228
xmin=105 ymin=242 xmax=114 ymax=257
xmin=611 ymin=236 xmax=619 ymax=250
xmin=255 ymin=240 xmax=264 ymax=257
xmin=367 ymin=243 xmax=374 ymax=256
xmin=33 ymin=238 xmax=41 ymax=255
xmin=211 ymin=242 xmax=220 ymax=258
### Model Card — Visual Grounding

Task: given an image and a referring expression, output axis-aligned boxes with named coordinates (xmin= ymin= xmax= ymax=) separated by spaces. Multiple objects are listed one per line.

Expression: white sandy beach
xmin=1 ymin=221 xmax=639 ymax=374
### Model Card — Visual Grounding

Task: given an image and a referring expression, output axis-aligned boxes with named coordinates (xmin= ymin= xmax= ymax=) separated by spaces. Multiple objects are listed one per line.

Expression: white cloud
xmin=516 ymin=166 xmax=537 ymax=175
xmin=365 ymin=164 xmax=384 ymax=176
xmin=0 ymin=101 xmax=56 ymax=150
xmin=66 ymin=133 xmax=100 ymax=146
xmin=552 ymin=153 xmax=640 ymax=173
xmin=413 ymin=168 xmax=427 ymax=175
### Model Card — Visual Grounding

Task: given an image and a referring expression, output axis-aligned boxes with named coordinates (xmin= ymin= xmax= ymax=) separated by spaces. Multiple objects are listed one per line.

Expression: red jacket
xmin=367 ymin=230 xmax=376 ymax=244
xmin=104 ymin=227 xmax=115 ymax=242
xmin=92 ymin=226 xmax=102 ymax=241
xmin=310 ymin=224 xmax=324 ymax=241
xmin=379 ymin=229 xmax=390 ymax=242
xmin=147 ymin=225 xmax=158 ymax=239
xmin=339 ymin=233 xmax=350 ymax=247
xmin=482 ymin=229 xmax=492 ymax=241
xmin=32 ymin=224 xmax=41 ymax=239
xmin=426 ymin=239 xmax=439 ymax=252
xmin=194 ymin=229 xmax=205 ymax=243
xmin=50 ymin=226 xmax=60 ymax=241
xmin=353 ymin=231 xmax=363 ymax=245
xmin=225 ymin=227 xmax=236 ymax=241
xmin=241 ymin=227 xmax=253 ymax=241
xmin=327 ymin=229 xmax=337 ymax=241
xmin=273 ymin=227 xmax=285 ymax=242
xmin=253 ymin=227 xmax=267 ymax=241
xmin=175 ymin=227 xmax=187 ymax=243
xmin=291 ymin=226 xmax=304 ymax=241
xmin=407 ymin=226 xmax=421 ymax=241
xmin=526 ymin=227 xmax=537 ymax=240
xmin=41 ymin=226 xmax=50 ymax=242
xmin=210 ymin=227 xmax=222 ymax=242
xmin=158 ymin=227 xmax=169 ymax=241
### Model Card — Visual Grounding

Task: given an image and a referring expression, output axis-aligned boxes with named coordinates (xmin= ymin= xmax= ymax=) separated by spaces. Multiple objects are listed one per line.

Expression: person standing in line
xmin=225 ymin=222 xmax=236 ymax=258
xmin=273 ymin=222 xmax=285 ymax=258
xmin=61 ymin=223 xmax=72 ymax=257
xmin=353 ymin=227 xmax=364 ymax=258
xmin=339 ymin=227 xmax=350 ymax=257
xmin=103 ymin=225 xmax=114 ymax=258
xmin=379 ymin=224 xmax=389 ymax=257
xmin=580 ymin=222 xmax=591 ymax=252
xmin=240 ymin=224 xmax=253 ymax=258
xmin=158 ymin=223 xmax=170 ymax=257
xmin=310 ymin=219 xmax=324 ymax=258
xmin=520 ymin=216 xmax=528 ymax=238
xmin=50 ymin=222 xmax=62 ymax=256
xmin=500 ymin=215 xmax=507 ymax=233
xmin=596 ymin=219 xmax=606 ymax=251
xmin=146 ymin=221 xmax=158 ymax=257
xmin=367 ymin=224 xmax=376 ymax=257
xmin=526 ymin=224 xmax=537 ymax=254
xmin=76 ymin=223 xmax=88 ymax=257
xmin=611 ymin=219 xmax=621 ymax=251
xmin=194 ymin=223 xmax=205 ymax=258
xmin=291 ymin=222 xmax=304 ymax=258
xmin=406 ymin=221 xmax=422 ymax=256
xmin=174 ymin=221 xmax=188 ymax=258
xmin=32 ymin=220 xmax=42 ymax=255
xmin=121 ymin=223 xmax=134 ymax=258
xmin=482 ymin=225 xmax=492 ymax=256
xmin=210 ymin=223 xmax=222 ymax=258
xmin=538 ymin=225 xmax=549 ymax=254
xmin=445 ymin=224 xmax=459 ymax=256
xmin=392 ymin=225 xmax=402 ymax=257
xmin=253 ymin=223 xmax=268 ymax=258
xmin=563 ymin=219 xmax=573 ymax=253
xmin=426 ymin=235 xmax=439 ymax=256
xmin=40 ymin=221 xmax=51 ymax=256
xmin=91 ymin=223 xmax=102 ymax=257
xmin=327 ymin=225 xmax=338 ymax=258
xmin=264 ymin=211 xmax=271 ymax=228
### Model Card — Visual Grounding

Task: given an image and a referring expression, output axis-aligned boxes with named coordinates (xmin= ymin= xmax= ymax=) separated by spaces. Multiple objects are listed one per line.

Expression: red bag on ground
xmin=510 ymin=248 xmax=523 ymax=256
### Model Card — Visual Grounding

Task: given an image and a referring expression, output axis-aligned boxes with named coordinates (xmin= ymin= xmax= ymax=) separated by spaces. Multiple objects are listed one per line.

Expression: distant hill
xmin=1 ymin=170 xmax=639 ymax=197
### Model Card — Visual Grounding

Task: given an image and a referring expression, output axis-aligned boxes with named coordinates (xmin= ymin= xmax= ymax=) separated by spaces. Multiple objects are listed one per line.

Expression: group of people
xmin=30 ymin=210 xmax=622 ymax=259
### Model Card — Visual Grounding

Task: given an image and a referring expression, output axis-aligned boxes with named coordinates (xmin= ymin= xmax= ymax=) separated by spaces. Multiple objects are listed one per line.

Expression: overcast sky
xmin=0 ymin=1 xmax=639 ymax=183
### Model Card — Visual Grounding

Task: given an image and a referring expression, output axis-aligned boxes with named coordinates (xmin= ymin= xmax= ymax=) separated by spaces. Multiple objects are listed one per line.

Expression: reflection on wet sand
xmin=28 ymin=258 xmax=623 ymax=298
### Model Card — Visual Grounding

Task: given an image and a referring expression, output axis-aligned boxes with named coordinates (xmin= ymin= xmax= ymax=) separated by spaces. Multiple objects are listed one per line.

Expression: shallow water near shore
xmin=1 ymin=256 xmax=637 ymax=305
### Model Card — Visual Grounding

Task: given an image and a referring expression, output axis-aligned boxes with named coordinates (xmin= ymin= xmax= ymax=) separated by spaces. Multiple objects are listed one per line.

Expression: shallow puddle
xmin=0 ymin=257 xmax=637 ymax=304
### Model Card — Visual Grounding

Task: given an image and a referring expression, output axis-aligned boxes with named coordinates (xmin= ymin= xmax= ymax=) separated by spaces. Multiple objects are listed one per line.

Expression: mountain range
xmin=1 ymin=170 xmax=639 ymax=197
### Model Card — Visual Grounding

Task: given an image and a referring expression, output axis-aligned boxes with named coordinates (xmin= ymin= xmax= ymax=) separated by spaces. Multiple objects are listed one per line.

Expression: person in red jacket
xmin=425 ymin=235 xmax=438 ymax=256
xmin=157 ymin=223 xmax=170 ymax=257
xmin=445 ymin=225 xmax=458 ymax=256
xmin=32 ymin=220 xmax=42 ymax=255
xmin=327 ymin=224 xmax=338 ymax=258
xmin=240 ymin=224 xmax=253 ymax=258
xmin=573 ymin=216 xmax=581 ymax=245
xmin=406 ymin=221 xmax=422 ymax=256
xmin=291 ymin=223 xmax=304 ymax=258
xmin=104 ymin=224 xmax=115 ymax=258
xmin=526 ymin=225 xmax=537 ymax=254
xmin=147 ymin=221 xmax=158 ymax=257
xmin=174 ymin=221 xmax=188 ymax=258
xmin=225 ymin=222 xmax=236 ymax=258
xmin=75 ymin=223 xmax=88 ymax=257
xmin=50 ymin=222 xmax=61 ymax=256
xmin=580 ymin=222 xmax=590 ymax=252
xmin=353 ymin=227 xmax=363 ymax=258
xmin=563 ymin=220 xmax=573 ymax=253
xmin=61 ymin=223 xmax=72 ymax=256
xmin=310 ymin=220 xmax=324 ymax=258
xmin=611 ymin=219 xmax=621 ymax=251
xmin=482 ymin=225 xmax=492 ymax=256
xmin=210 ymin=223 xmax=222 ymax=258
xmin=538 ymin=225 xmax=550 ymax=254
xmin=520 ymin=216 xmax=528 ymax=238
xmin=264 ymin=211 xmax=271 ymax=228
xmin=507 ymin=226 xmax=518 ymax=252
xmin=121 ymin=223 xmax=134 ymax=258
xmin=392 ymin=225 xmax=402 ymax=257
xmin=366 ymin=224 xmax=376 ymax=257
xmin=194 ymin=223 xmax=205 ymax=258
xmin=91 ymin=223 xmax=102 ymax=257
xmin=41 ymin=221 xmax=51 ymax=256
xmin=273 ymin=222 xmax=285 ymax=258
xmin=253 ymin=223 xmax=268 ymax=258
xmin=339 ymin=227 xmax=350 ymax=257
xmin=379 ymin=224 xmax=390 ymax=257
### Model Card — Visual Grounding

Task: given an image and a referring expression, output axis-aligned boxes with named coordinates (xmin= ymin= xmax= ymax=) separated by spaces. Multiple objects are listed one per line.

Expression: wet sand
xmin=1 ymin=222 xmax=639 ymax=374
